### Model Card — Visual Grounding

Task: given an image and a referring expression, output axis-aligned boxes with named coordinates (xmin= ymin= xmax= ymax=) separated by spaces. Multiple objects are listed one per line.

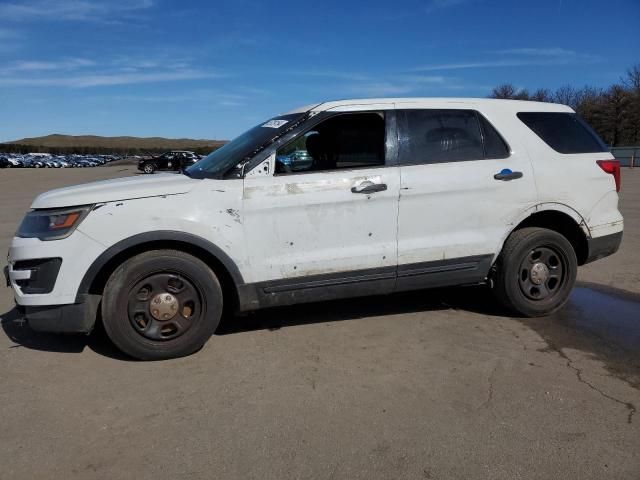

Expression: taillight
xmin=596 ymin=160 xmax=621 ymax=192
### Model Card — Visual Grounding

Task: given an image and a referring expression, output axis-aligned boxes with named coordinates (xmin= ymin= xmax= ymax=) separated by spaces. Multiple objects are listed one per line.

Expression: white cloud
xmin=0 ymin=28 xmax=22 ymax=52
xmin=348 ymin=82 xmax=416 ymax=96
xmin=412 ymin=48 xmax=600 ymax=71
xmin=0 ymin=70 xmax=219 ymax=88
xmin=0 ymin=28 xmax=19 ymax=38
xmin=6 ymin=58 xmax=96 ymax=72
xmin=0 ymin=0 xmax=154 ymax=22
xmin=492 ymin=47 xmax=578 ymax=57
xmin=0 ymin=55 xmax=221 ymax=88
xmin=396 ymin=74 xmax=448 ymax=84
xmin=286 ymin=70 xmax=370 ymax=82
xmin=285 ymin=69 xmax=473 ymax=96
xmin=412 ymin=60 xmax=536 ymax=71
xmin=489 ymin=47 xmax=600 ymax=63
xmin=424 ymin=0 xmax=471 ymax=13
xmin=109 ymin=90 xmax=250 ymax=106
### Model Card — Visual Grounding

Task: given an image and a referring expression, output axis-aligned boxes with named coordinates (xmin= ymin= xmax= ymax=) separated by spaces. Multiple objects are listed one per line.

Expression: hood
xmin=31 ymin=173 xmax=198 ymax=209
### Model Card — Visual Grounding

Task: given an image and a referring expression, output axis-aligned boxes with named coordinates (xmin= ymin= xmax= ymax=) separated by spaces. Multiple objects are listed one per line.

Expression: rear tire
xmin=102 ymin=250 xmax=223 ymax=360
xmin=143 ymin=163 xmax=155 ymax=174
xmin=493 ymin=227 xmax=577 ymax=317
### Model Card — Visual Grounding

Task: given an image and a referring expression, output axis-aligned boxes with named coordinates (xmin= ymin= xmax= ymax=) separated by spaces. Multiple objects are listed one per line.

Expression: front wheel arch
xmin=78 ymin=232 xmax=243 ymax=319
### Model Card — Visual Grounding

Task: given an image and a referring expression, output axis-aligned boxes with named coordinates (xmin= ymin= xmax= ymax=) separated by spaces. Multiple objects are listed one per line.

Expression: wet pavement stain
xmin=555 ymin=283 xmax=640 ymax=352
xmin=513 ymin=282 xmax=640 ymax=408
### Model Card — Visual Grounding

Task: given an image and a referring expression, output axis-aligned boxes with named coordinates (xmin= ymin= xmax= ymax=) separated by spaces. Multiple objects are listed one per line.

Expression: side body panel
xmin=242 ymin=167 xmax=400 ymax=284
xmin=520 ymin=123 xmax=624 ymax=238
xmin=395 ymin=102 xmax=539 ymax=277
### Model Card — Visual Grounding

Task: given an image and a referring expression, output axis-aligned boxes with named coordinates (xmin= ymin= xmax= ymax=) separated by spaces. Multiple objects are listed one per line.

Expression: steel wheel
xmin=102 ymin=250 xmax=223 ymax=360
xmin=492 ymin=227 xmax=577 ymax=317
xmin=127 ymin=273 xmax=202 ymax=341
xmin=517 ymin=246 xmax=566 ymax=301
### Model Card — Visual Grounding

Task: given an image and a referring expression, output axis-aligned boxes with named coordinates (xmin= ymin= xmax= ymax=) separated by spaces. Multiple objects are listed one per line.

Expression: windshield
xmin=186 ymin=112 xmax=308 ymax=179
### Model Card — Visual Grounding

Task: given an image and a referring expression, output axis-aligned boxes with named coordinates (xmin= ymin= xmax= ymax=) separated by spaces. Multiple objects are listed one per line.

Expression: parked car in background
xmin=138 ymin=151 xmax=200 ymax=174
xmin=276 ymin=150 xmax=313 ymax=172
xmin=0 ymin=153 xmax=118 ymax=168
xmin=22 ymin=158 xmax=44 ymax=168
xmin=1 ymin=157 xmax=24 ymax=168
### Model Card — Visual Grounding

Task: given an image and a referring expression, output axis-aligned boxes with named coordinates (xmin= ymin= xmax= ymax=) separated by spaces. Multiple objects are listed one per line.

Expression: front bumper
xmin=585 ymin=230 xmax=623 ymax=264
xmin=8 ymin=230 xmax=105 ymax=306
xmin=17 ymin=295 xmax=101 ymax=333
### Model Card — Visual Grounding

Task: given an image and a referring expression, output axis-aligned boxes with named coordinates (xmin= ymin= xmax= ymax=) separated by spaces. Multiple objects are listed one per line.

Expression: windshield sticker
xmin=261 ymin=119 xmax=289 ymax=128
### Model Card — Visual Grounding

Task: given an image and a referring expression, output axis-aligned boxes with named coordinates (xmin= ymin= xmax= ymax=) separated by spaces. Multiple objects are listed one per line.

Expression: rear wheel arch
xmin=78 ymin=231 xmax=243 ymax=311
xmin=499 ymin=207 xmax=589 ymax=266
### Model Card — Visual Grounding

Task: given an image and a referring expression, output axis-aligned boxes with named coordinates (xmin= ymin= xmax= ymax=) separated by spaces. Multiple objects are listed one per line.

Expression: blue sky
xmin=0 ymin=0 xmax=638 ymax=142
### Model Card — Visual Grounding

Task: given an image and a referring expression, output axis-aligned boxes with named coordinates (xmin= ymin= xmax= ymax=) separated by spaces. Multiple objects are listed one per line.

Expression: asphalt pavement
xmin=1 ymin=165 xmax=639 ymax=480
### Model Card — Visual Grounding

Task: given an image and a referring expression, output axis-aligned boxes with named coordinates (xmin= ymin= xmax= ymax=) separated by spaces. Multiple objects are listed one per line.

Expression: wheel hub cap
xmin=149 ymin=292 xmax=178 ymax=321
xmin=529 ymin=262 xmax=549 ymax=285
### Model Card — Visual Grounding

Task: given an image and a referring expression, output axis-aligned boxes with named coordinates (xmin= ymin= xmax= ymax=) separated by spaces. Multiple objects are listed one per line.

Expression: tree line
xmin=489 ymin=64 xmax=640 ymax=147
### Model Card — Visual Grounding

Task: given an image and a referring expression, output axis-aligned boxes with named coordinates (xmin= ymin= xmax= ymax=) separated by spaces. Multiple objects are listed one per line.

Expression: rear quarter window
xmin=517 ymin=112 xmax=608 ymax=154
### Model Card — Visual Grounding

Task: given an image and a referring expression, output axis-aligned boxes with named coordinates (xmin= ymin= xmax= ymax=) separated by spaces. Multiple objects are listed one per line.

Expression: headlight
xmin=17 ymin=205 xmax=92 ymax=241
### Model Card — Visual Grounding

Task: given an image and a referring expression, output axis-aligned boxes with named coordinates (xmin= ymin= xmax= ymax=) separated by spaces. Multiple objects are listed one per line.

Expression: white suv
xmin=4 ymin=98 xmax=623 ymax=360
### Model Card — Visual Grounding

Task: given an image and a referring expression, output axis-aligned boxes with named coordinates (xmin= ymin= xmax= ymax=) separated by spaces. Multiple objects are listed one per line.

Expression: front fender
xmin=76 ymin=230 xmax=245 ymax=302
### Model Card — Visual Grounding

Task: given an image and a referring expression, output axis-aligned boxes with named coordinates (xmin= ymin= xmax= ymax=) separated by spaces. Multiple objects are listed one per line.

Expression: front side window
xmin=275 ymin=112 xmax=386 ymax=174
xmin=398 ymin=109 xmax=484 ymax=165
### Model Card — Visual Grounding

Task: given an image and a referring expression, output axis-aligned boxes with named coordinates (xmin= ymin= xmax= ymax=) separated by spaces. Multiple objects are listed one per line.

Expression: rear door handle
xmin=494 ymin=169 xmax=523 ymax=181
xmin=351 ymin=182 xmax=387 ymax=194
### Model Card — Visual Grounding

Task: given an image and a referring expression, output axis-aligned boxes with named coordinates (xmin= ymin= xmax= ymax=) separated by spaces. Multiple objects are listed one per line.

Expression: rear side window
xmin=517 ymin=112 xmax=607 ymax=154
xmin=478 ymin=114 xmax=510 ymax=159
xmin=398 ymin=109 xmax=508 ymax=165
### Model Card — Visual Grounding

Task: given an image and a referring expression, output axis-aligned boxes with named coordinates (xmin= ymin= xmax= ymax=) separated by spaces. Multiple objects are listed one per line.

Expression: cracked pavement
xmin=1 ymin=165 xmax=639 ymax=479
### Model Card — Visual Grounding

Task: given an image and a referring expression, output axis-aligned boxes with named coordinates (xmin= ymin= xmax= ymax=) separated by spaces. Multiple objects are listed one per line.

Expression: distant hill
xmin=1 ymin=134 xmax=227 ymax=155
xmin=8 ymin=134 xmax=226 ymax=149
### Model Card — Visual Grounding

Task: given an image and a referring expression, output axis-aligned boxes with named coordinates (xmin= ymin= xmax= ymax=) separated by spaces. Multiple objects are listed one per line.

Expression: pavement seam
xmin=497 ymin=318 xmax=637 ymax=424
xmin=477 ymin=363 xmax=499 ymax=411
xmin=549 ymin=342 xmax=636 ymax=424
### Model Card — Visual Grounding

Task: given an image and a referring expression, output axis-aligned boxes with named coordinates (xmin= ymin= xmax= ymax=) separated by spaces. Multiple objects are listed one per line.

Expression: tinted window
xmin=479 ymin=114 xmax=510 ymax=158
xmin=517 ymin=112 xmax=607 ymax=154
xmin=399 ymin=110 xmax=484 ymax=165
xmin=275 ymin=112 xmax=385 ymax=174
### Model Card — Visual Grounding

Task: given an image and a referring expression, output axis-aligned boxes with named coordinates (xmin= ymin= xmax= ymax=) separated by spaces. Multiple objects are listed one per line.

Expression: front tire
xmin=492 ymin=227 xmax=577 ymax=317
xmin=102 ymin=250 xmax=223 ymax=360
xmin=143 ymin=163 xmax=155 ymax=174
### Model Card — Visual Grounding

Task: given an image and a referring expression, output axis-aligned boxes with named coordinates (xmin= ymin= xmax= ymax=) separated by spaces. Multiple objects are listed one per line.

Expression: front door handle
xmin=494 ymin=169 xmax=523 ymax=181
xmin=351 ymin=182 xmax=387 ymax=194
